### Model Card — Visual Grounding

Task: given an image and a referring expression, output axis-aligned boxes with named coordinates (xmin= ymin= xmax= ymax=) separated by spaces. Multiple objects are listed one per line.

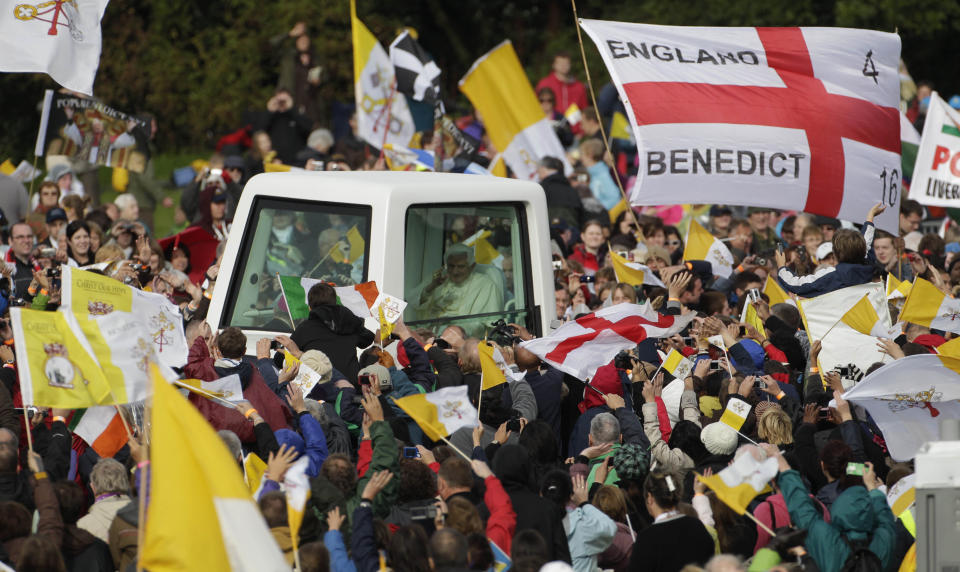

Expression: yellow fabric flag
xmin=459 ymin=40 xmax=567 ymax=180
xmin=719 ymin=397 xmax=750 ymax=431
xmin=886 ymin=273 xmax=912 ymax=300
xmin=9 ymin=308 xmax=112 ymax=408
xmin=142 ymin=365 xmax=288 ymax=571
xmin=841 ymin=294 xmax=881 ymax=336
xmin=0 ymin=159 xmax=15 ymax=175
xmin=393 ymin=386 xmax=478 ymax=442
xmin=741 ymin=302 xmax=766 ymax=338
xmin=684 ymin=219 xmax=734 ymax=278
xmin=478 ymin=341 xmax=506 ymax=390
xmin=937 ymin=336 xmax=960 ymax=358
xmin=662 ymin=349 xmax=693 ymax=380
xmin=608 ymin=197 xmax=629 ymax=224
xmin=610 ymin=249 xmax=646 ymax=287
xmin=243 ymin=453 xmax=267 ymax=495
xmin=699 ymin=452 xmax=777 ymax=515
xmin=609 ymin=111 xmax=633 ymax=141
xmin=899 ymin=277 xmax=960 ymax=333
xmin=345 ymin=225 xmax=365 ymax=263
xmin=763 ymin=275 xmax=790 ymax=307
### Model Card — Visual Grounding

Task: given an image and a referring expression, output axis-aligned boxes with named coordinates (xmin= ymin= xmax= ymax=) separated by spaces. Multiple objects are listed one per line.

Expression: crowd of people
xmin=0 ymin=23 xmax=951 ymax=572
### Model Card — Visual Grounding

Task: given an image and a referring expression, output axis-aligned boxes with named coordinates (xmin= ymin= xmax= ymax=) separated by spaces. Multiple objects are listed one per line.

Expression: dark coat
xmin=540 ymin=172 xmax=583 ymax=227
xmin=291 ymin=305 xmax=375 ymax=382
xmin=491 ymin=445 xmax=571 ymax=564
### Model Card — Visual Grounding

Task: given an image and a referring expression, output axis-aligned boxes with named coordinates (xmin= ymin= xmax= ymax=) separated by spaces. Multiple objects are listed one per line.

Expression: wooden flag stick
xmin=440 ymin=436 xmax=472 ymax=463
xmin=743 ymin=507 xmax=776 ymax=537
xmin=113 ymin=404 xmax=134 ymax=440
xmin=24 ymin=406 xmax=34 ymax=453
xmin=821 ymin=314 xmax=846 ymax=341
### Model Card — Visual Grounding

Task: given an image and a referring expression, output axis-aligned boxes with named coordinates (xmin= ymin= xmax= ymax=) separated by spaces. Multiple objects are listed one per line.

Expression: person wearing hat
xmin=708 ymin=205 xmax=733 ymax=238
xmin=747 ymin=207 xmax=781 ymax=255
xmin=42 ymin=208 xmax=69 ymax=250
xmin=816 ymin=215 xmax=840 ymax=242
xmin=45 ymin=163 xmax=85 ymax=204
xmin=815 ymin=242 xmax=836 ymax=267
xmin=538 ymin=156 xmax=583 ymax=229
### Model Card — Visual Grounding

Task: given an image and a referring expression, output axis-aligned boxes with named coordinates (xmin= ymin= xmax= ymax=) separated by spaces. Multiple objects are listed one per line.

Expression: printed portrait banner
xmin=35 ymin=89 xmax=149 ymax=172
xmin=579 ymin=20 xmax=902 ymax=233
xmin=908 ymin=91 xmax=960 ymax=208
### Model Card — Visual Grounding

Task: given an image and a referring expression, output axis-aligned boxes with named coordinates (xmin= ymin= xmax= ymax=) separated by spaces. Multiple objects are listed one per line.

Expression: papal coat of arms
xmin=87 ymin=300 xmax=114 ymax=317
xmin=43 ymin=343 xmax=75 ymax=389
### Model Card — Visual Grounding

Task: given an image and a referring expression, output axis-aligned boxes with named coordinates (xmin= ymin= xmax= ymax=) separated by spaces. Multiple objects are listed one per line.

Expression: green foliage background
xmin=1 ymin=0 xmax=957 ymax=160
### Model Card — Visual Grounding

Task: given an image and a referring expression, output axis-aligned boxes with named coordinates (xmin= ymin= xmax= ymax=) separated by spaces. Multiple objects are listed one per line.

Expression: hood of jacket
xmin=309 ymin=304 xmax=366 ymax=336
xmin=213 ymin=359 xmax=254 ymax=389
xmin=579 ymin=364 xmax=622 ymax=413
xmin=491 ymin=444 xmax=533 ymax=492
xmin=828 ymin=485 xmax=876 ymax=537
xmin=274 ymin=428 xmax=305 ymax=457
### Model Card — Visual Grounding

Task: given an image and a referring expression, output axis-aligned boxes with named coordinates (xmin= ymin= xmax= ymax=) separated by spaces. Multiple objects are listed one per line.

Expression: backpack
xmin=839 ymin=533 xmax=883 ymax=572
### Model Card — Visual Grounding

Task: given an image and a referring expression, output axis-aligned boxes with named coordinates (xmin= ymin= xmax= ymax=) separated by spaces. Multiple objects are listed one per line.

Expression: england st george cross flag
xmin=579 ymin=21 xmax=902 ymax=233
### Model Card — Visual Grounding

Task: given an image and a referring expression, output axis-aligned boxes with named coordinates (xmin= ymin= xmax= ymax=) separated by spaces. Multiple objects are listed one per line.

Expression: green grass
xmin=93 ymin=150 xmax=206 ymax=239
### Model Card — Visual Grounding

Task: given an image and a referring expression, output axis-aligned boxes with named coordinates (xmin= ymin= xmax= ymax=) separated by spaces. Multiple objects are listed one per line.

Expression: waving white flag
xmin=0 ymin=0 xmax=109 ymax=95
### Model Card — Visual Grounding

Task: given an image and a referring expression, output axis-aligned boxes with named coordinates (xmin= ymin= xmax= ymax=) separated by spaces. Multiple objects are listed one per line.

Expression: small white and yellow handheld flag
xmin=885 ymin=273 xmax=912 ymax=301
xmin=350 ymin=0 xmax=415 ymax=149
xmin=393 ymin=386 xmax=478 ymax=441
xmin=684 ymin=219 xmax=733 ymax=278
xmin=478 ymin=341 xmax=507 ymax=390
xmin=10 ymin=307 xmax=111 ymax=408
xmin=661 ymin=349 xmax=694 ymax=381
xmin=610 ymin=249 xmax=665 ymax=288
xmin=699 ymin=450 xmax=779 ymax=514
xmin=142 ymin=365 xmax=289 ymax=571
xmin=459 ymin=40 xmax=569 ymax=181
xmin=284 ymin=456 xmax=311 ymax=557
xmin=720 ymin=397 xmax=751 ymax=431
xmin=840 ymin=294 xmax=900 ymax=338
xmin=899 ymin=277 xmax=960 ymax=335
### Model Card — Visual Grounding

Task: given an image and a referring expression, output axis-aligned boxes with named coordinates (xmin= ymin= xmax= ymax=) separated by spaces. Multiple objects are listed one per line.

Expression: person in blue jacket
xmin=776 ymin=203 xmax=885 ymax=297
xmin=273 ymin=384 xmax=328 ymax=478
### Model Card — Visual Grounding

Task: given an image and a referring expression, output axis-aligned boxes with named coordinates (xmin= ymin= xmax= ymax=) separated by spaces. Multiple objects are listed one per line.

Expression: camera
xmin=9 ymin=297 xmax=28 ymax=307
xmin=580 ymin=275 xmax=596 ymax=283
xmin=506 ymin=414 xmax=523 ymax=433
xmin=489 ymin=319 xmax=521 ymax=347
xmin=38 ymin=248 xmax=57 ymax=259
xmin=836 ymin=365 xmax=853 ymax=379
xmin=754 ymin=257 xmax=767 ymax=266
xmin=613 ymin=350 xmax=636 ymax=371
xmin=409 ymin=504 xmax=438 ymax=521
xmin=433 ymin=338 xmax=451 ymax=350
xmin=358 ymin=373 xmax=374 ymax=387
xmin=402 ymin=446 xmax=421 ymax=458
xmin=269 ymin=340 xmax=283 ymax=351
xmin=709 ymin=360 xmax=721 ymax=372
xmin=754 ymin=378 xmax=767 ymax=390
xmin=130 ymin=262 xmax=148 ymax=273
xmin=45 ymin=267 xmax=61 ymax=279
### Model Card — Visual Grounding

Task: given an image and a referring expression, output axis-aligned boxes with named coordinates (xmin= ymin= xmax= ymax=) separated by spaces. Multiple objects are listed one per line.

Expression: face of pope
xmin=446 ymin=255 xmax=474 ymax=285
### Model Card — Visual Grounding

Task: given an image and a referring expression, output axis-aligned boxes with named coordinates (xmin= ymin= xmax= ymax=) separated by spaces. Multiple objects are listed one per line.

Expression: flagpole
xmin=432 ymin=101 xmax=445 ymax=173
xmin=24 ymin=405 xmax=34 ymax=453
xmin=377 ymin=81 xmax=398 ymax=162
xmin=275 ymin=273 xmax=296 ymax=328
xmin=820 ymin=314 xmax=845 ymax=341
xmin=570 ymin=0 xmax=642 ymax=237
xmin=439 ymin=436 xmax=472 ymax=462
xmin=173 ymin=379 xmax=238 ymax=409
xmin=136 ymin=395 xmax=151 ymax=572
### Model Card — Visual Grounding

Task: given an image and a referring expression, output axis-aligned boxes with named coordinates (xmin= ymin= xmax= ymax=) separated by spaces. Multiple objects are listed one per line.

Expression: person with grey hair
xmin=218 ymin=430 xmax=243 ymax=465
xmin=415 ymin=243 xmax=503 ymax=329
xmin=299 ymin=128 xmax=335 ymax=170
xmin=590 ymin=412 xmax=620 ymax=446
xmin=77 ymin=458 xmax=131 ymax=542
xmin=705 ymin=554 xmax=745 ymax=572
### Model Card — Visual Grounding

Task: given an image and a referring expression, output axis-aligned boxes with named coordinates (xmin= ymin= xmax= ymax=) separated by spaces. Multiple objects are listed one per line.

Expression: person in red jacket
xmin=536 ymin=53 xmax=588 ymax=116
xmin=184 ymin=326 xmax=292 ymax=443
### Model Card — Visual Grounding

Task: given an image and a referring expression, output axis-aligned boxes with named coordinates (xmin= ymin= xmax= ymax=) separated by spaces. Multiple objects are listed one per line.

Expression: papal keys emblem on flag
xmin=579 ymin=21 xmax=903 ymax=234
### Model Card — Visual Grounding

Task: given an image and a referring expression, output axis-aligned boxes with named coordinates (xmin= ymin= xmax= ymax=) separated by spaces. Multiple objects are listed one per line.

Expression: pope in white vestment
xmin=416 ymin=244 xmax=504 ymax=331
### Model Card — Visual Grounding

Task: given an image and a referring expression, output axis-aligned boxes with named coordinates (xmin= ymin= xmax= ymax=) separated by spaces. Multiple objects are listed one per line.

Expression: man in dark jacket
xmin=288 ymin=282 xmax=374 ymax=382
xmin=538 ymin=156 xmax=583 ymax=228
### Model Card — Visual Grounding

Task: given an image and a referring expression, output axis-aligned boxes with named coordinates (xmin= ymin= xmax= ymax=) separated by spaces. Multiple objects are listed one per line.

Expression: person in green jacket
xmin=761 ymin=442 xmax=896 ymax=572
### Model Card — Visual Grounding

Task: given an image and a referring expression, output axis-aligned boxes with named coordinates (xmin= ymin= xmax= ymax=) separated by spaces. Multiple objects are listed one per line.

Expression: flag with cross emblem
xmin=579 ymin=21 xmax=902 ymax=233
xmin=520 ymin=302 xmax=696 ymax=380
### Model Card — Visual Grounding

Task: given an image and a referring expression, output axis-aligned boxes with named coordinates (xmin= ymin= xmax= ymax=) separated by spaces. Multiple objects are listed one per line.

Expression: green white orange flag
xmin=684 ymin=219 xmax=733 ymax=278
xmin=278 ymin=276 xmax=379 ymax=322
xmin=899 ymin=277 xmax=960 ymax=334
xmin=699 ymin=450 xmax=778 ymax=514
xmin=73 ymin=406 xmax=128 ymax=459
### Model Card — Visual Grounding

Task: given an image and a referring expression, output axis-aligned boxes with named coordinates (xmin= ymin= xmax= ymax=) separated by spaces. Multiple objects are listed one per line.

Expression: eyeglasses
xmin=666 ymin=240 xmax=681 ymax=246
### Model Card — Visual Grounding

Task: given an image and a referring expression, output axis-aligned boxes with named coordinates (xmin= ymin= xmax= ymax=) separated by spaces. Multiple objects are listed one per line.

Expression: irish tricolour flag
xmin=278 ymin=276 xmax=379 ymax=321
xmin=73 ymin=406 xmax=128 ymax=459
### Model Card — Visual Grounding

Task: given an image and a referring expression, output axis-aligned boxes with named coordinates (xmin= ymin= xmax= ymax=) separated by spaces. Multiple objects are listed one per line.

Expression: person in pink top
xmin=536 ymin=53 xmax=588 ymax=115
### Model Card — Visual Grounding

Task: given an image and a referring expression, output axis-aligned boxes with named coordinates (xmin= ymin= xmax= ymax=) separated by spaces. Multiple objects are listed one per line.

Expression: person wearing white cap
xmin=815 ymin=242 xmax=837 ymax=268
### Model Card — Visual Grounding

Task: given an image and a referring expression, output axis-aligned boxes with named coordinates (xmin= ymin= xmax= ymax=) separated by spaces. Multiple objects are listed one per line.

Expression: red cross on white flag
xmin=520 ymin=302 xmax=695 ymax=380
xmin=579 ymin=21 xmax=902 ymax=233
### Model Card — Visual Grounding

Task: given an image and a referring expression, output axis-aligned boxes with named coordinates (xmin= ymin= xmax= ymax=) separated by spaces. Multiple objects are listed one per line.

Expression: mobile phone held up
xmin=403 ymin=446 xmax=421 ymax=458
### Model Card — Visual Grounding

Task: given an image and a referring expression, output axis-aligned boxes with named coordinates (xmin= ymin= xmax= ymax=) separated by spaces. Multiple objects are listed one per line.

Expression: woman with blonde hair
xmin=757 ymin=406 xmax=794 ymax=447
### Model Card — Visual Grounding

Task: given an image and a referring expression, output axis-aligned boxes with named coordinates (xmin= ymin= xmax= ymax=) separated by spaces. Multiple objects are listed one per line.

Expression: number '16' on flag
xmin=578 ymin=20 xmax=902 ymax=233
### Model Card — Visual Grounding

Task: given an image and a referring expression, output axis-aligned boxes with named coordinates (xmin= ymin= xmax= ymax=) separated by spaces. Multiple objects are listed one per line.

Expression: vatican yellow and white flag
xmin=610 ymin=249 xmax=665 ymax=287
xmin=720 ymin=397 xmax=751 ymax=431
xmin=61 ymin=266 xmax=188 ymax=369
xmin=142 ymin=366 xmax=289 ymax=571
xmin=10 ymin=307 xmax=111 ymax=408
xmin=684 ymin=219 xmax=733 ymax=278
xmin=459 ymin=40 xmax=570 ymax=181
xmin=885 ymin=273 xmax=912 ymax=301
xmin=351 ymin=0 xmax=415 ymax=149
xmin=699 ymin=449 xmax=778 ymax=514
xmin=393 ymin=386 xmax=479 ymax=442
xmin=1 ymin=0 xmax=109 ymax=95
xmin=899 ymin=277 xmax=960 ymax=335
xmin=843 ymin=354 xmax=960 ymax=461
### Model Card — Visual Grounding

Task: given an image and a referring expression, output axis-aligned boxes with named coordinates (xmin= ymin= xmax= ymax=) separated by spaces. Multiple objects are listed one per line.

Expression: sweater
xmin=628 ymin=515 xmax=714 ymax=572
